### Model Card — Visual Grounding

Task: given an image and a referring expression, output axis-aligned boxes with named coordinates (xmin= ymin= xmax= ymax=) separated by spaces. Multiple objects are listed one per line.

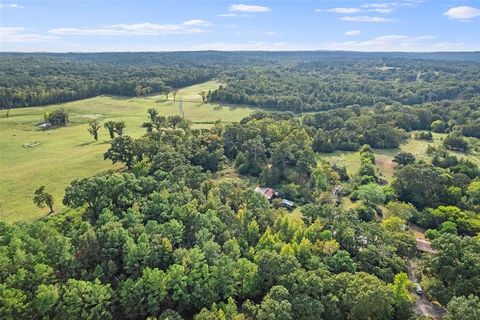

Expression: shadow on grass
xmin=372 ymin=147 xmax=401 ymax=157
xmin=38 ymin=209 xmax=59 ymax=221
xmin=211 ymin=103 xmax=248 ymax=111
xmin=78 ymin=139 xmax=112 ymax=147
xmin=76 ymin=141 xmax=97 ymax=147
xmin=104 ymin=95 xmax=133 ymax=101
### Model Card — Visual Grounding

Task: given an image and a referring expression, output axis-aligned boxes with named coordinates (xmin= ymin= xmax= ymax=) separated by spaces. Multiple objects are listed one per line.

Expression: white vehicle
xmin=415 ymin=283 xmax=423 ymax=295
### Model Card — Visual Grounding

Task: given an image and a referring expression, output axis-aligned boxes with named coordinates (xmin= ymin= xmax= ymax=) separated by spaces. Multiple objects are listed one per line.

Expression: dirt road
xmin=407 ymin=260 xmax=445 ymax=319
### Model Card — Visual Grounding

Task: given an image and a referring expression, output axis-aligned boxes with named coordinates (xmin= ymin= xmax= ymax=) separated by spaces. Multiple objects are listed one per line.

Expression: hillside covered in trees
xmin=0 ymin=55 xmax=214 ymax=107
xmin=1 ymin=51 xmax=479 ymax=319
xmin=1 ymin=51 xmax=480 ymax=109
xmin=210 ymin=58 xmax=480 ymax=112
xmin=1 ymin=106 xmax=480 ymax=319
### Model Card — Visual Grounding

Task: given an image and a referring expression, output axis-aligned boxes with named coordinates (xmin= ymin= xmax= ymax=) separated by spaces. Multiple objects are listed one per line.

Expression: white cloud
xmin=0 ymin=3 xmax=23 ymax=8
xmin=229 ymin=4 xmax=270 ymax=13
xmin=323 ymin=34 xmax=449 ymax=51
xmin=27 ymin=41 xmax=302 ymax=52
xmin=182 ymin=19 xmax=211 ymax=26
xmin=318 ymin=1 xmax=422 ymax=15
xmin=316 ymin=8 xmax=362 ymax=14
xmin=235 ymin=30 xmax=276 ymax=36
xmin=361 ymin=1 xmax=422 ymax=12
xmin=183 ymin=36 xmax=478 ymax=52
xmin=443 ymin=6 xmax=480 ymax=21
xmin=190 ymin=41 xmax=293 ymax=51
xmin=49 ymin=21 xmax=209 ymax=36
xmin=369 ymin=8 xmax=393 ymax=13
xmin=3 ymin=36 xmax=479 ymax=53
xmin=361 ymin=3 xmax=392 ymax=10
xmin=341 ymin=16 xmax=394 ymax=22
xmin=219 ymin=13 xmax=250 ymax=18
xmin=0 ymin=27 xmax=57 ymax=42
xmin=344 ymin=30 xmax=362 ymax=36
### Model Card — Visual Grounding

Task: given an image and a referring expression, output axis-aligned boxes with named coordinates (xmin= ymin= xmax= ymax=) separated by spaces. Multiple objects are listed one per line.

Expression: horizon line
xmin=2 ymin=50 xmax=480 ymax=54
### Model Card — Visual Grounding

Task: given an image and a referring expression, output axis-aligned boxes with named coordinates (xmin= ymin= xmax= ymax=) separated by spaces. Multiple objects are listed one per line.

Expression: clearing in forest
xmin=319 ymin=132 xmax=480 ymax=182
xmin=0 ymin=81 xmax=256 ymax=222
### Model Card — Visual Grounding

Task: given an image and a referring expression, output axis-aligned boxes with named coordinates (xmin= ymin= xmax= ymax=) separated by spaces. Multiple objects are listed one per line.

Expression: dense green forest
xmin=0 ymin=56 xmax=214 ymax=107
xmin=210 ymin=59 xmax=480 ymax=111
xmin=1 ymin=52 xmax=480 ymax=109
xmin=2 ymin=108 xmax=479 ymax=319
xmin=1 ymin=52 xmax=479 ymax=319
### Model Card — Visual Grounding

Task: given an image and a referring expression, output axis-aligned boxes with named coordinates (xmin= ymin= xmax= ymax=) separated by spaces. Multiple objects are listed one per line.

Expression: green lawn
xmin=319 ymin=132 xmax=480 ymax=182
xmin=0 ymin=81 xmax=257 ymax=222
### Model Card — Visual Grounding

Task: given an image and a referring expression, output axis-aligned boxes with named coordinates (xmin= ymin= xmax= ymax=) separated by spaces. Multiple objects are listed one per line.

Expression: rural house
xmin=416 ymin=238 xmax=437 ymax=254
xmin=254 ymin=187 xmax=278 ymax=201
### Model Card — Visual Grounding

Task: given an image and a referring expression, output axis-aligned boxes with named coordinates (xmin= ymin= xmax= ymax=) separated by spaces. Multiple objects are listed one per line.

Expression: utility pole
xmin=179 ymin=98 xmax=185 ymax=118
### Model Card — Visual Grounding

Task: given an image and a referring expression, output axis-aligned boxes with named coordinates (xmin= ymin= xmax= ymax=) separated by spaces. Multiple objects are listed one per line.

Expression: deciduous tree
xmin=88 ymin=120 xmax=101 ymax=141
xmin=33 ymin=186 xmax=54 ymax=213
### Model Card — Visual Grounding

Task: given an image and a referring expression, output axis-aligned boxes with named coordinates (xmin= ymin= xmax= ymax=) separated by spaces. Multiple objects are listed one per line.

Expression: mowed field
xmin=0 ymin=81 xmax=256 ymax=222
xmin=319 ymin=132 xmax=480 ymax=181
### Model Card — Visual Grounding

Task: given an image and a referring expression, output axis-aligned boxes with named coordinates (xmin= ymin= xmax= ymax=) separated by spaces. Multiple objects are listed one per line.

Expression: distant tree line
xmin=3 ymin=53 xmax=480 ymax=112
xmin=0 ymin=57 xmax=215 ymax=107
xmin=209 ymin=59 xmax=480 ymax=111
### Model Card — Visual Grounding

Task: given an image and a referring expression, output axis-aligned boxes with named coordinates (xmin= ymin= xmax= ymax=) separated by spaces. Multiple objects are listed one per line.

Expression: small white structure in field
xmin=38 ymin=122 xmax=52 ymax=129
xmin=281 ymin=199 xmax=295 ymax=208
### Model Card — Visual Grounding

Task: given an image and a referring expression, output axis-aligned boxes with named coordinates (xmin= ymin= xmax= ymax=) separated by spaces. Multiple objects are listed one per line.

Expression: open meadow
xmin=0 ymin=81 xmax=256 ymax=222
xmin=319 ymin=132 xmax=480 ymax=182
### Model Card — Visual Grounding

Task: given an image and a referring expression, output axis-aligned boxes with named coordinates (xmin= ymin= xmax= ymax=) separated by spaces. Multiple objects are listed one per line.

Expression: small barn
xmin=254 ymin=187 xmax=278 ymax=201
xmin=416 ymin=239 xmax=437 ymax=254
xmin=281 ymin=199 xmax=295 ymax=209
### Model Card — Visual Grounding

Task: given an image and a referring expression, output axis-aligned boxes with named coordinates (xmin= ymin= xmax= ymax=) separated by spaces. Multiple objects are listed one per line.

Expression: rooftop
xmin=416 ymin=239 xmax=437 ymax=254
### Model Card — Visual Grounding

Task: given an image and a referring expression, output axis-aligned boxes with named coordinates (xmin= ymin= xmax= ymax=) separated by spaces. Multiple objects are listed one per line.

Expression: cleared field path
xmin=0 ymin=81 xmax=256 ymax=222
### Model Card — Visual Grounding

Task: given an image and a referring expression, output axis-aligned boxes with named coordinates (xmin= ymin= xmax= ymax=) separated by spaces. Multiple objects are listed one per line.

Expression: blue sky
xmin=1 ymin=0 xmax=479 ymax=52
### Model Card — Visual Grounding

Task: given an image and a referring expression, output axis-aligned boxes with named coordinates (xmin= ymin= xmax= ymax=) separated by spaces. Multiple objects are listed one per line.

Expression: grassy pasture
xmin=0 ymin=81 xmax=256 ymax=222
xmin=319 ymin=132 xmax=480 ymax=181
